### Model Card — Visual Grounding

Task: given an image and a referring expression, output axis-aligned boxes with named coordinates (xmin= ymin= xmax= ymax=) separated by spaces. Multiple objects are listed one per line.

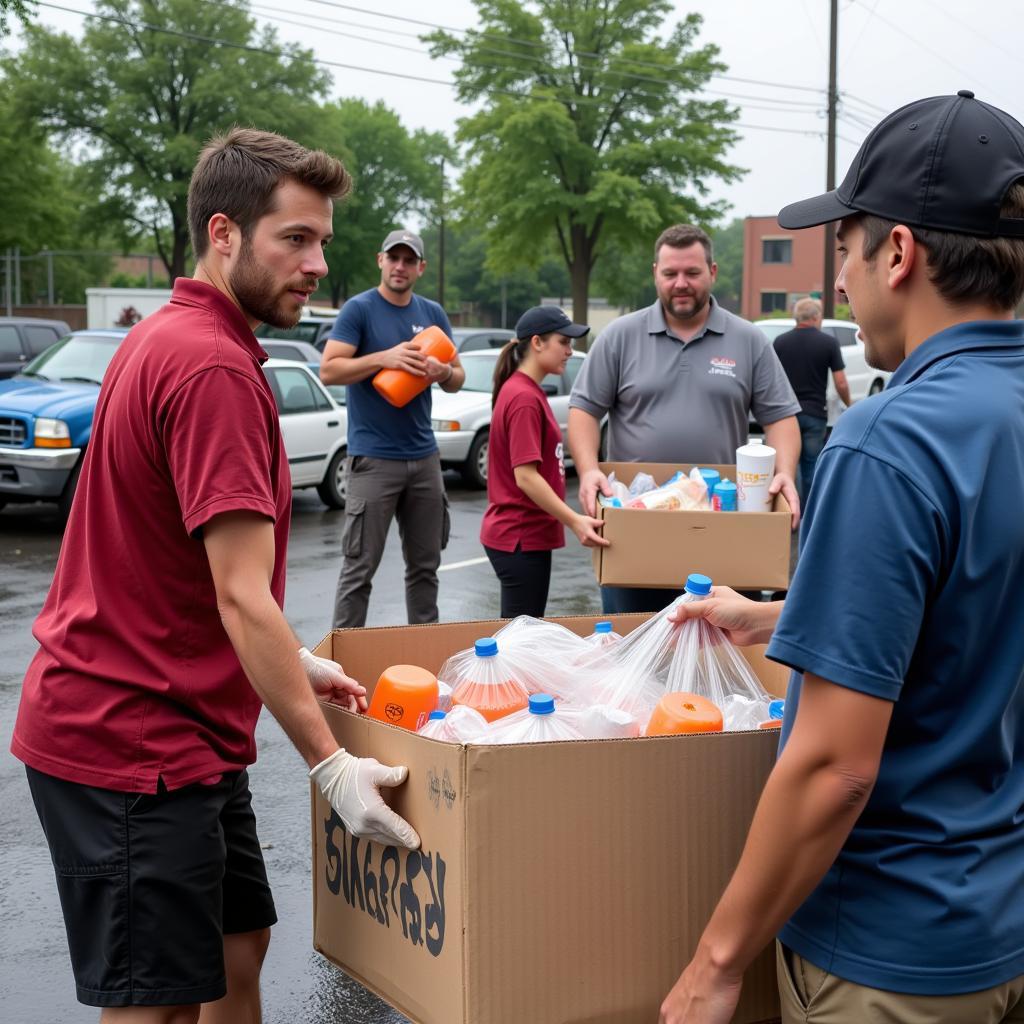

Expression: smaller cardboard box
xmin=593 ymin=462 xmax=792 ymax=591
xmin=311 ymin=614 xmax=786 ymax=1024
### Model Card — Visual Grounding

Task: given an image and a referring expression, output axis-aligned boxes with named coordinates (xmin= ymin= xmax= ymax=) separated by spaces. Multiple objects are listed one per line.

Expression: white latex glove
xmin=298 ymin=647 xmax=368 ymax=712
xmin=310 ymin=748 xmax=420 ymax=850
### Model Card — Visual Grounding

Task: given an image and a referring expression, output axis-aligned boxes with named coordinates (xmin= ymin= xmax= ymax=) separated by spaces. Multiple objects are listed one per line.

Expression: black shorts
xmin=27 ymin=766 xmax=277 ymax=1008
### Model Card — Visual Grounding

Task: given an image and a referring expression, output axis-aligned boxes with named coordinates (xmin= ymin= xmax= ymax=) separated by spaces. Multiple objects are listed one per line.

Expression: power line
xmin=231 ymin=0 xmax=826 ymax=114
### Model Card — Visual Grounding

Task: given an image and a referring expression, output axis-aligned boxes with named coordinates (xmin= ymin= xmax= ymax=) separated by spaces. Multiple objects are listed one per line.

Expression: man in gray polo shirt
xmin=569 ymin=223 xmax=801 ymax=613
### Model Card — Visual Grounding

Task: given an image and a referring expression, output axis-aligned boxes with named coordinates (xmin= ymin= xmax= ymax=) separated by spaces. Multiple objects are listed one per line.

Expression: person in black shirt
xmin=772 ymin=298 xmax=852 ymax=503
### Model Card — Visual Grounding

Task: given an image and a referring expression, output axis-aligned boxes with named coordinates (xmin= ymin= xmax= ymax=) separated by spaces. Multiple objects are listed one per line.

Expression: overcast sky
xmin=17 ymin=0 xmax=1021 ymax=223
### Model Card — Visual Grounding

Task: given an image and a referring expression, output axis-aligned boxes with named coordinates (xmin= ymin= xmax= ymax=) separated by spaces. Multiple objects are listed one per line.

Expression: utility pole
xmin=438 ymin=157 xmax=446 ymax=308
xmin=823 ymin=0 xmax=839 ymax=318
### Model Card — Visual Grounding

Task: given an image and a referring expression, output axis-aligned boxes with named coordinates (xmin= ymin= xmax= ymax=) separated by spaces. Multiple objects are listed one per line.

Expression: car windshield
xmin=460 ymin=353 xmax=499 ymax=392
xmin=325 ymin=384 xmax=346 ymax=405
xmin=256 ymin=323 xmax=323 ymax=345
xmin=22 ymin=333 xmax=122 ymax=384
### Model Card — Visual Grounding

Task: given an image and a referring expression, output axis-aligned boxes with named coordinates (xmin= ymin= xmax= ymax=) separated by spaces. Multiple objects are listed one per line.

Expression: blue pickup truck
xmin=0 ymin=329 xmax=128 ymax=519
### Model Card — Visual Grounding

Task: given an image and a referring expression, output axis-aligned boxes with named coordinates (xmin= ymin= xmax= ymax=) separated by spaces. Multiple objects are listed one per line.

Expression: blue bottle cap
xmin=768 ymin=699 xmax=785 ymax=720
xmin=610 ymin=497 xmax=622 ymax=508
xmin=528 ymin=694 xmax=555 ymax=715
xmin=428 ymin=710 xmax=447 ymax=721
xmin=474 ymin=638 xmax=498 ymax=657
xmin=714 ymin=479 xmax=737 ymax=492
xmin=684 ymin=573 xmax=713 ymax=596
xmin=594 ymin=621 xmax=613 ymax=633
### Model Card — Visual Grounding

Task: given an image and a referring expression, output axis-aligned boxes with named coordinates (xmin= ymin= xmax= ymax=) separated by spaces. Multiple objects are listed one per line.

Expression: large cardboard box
xmin=592 ymin=462 xmax=792 ymax=591
xmin=311 ymin=614 xmax=786 ymax=1024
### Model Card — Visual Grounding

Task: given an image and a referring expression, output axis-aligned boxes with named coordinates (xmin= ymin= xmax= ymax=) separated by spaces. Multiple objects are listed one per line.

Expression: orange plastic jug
xmin=367 ymin=664 xmax=439 ymax=731
xmin=644 ymin=692 xmax=724 ymax=736
xmin=758 ymin=719 xmax=782 ymax=730
xmin=373 ymin=326 xmax=457 ymax=408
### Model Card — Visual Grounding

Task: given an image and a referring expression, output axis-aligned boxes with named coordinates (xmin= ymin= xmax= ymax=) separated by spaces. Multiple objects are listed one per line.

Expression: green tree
xmin=7 ymin=0 xmax=329 ymax=281
xmin=419 ymin=221 xmax=571 ymax=325
xmin=0 ymin=0 xmax=32 ymax=37
xmin=314 ymin=99 xmax=451 ymax=306
xmin=428 ymin=0 xmax=742 ymax=322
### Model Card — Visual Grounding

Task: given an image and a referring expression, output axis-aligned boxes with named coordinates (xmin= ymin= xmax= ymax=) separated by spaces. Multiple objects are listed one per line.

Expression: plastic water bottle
xmin=418 ymin=710 xmax=449 ymax=740
xmin=698 ymin=467 xmax=721 ymax=502
xmin=712 ymin=478 xmax=737 ymax=511
xmin=735 ymin=439 xmax=776 ymax=512
xmin=585 ymin=620 xmax=622 ymax=647
xmin=486 ymin=694 xmax=584 ymax=743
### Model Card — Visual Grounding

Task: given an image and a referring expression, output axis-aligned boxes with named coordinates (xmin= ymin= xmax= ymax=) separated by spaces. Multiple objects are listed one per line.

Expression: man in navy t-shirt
xmin=659 ymin=92 xmax=1024 ymax=1023
xmin=321 ymin=229 xmax=464 ymax=627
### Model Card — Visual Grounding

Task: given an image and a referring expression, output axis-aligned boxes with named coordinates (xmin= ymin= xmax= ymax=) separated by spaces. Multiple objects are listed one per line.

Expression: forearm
xmin=439 ymin=363 xmax=465 ymax=393
xmin=695 ymin=747 xmax=874 ymax=975
xmin=514 ymin=464 xmax=579 ymax=527
xmin=320 ymin=350 xmax=386 ymax=386
xmin=763 ymin=417 xmax=800 ymax=479
xmin=219 ymin=592 xmax=339 ymax=768
xmin=837 ymin=384 xmax=852 ymax=406
xmin=568 ymin=408 xmax=601 ymax=475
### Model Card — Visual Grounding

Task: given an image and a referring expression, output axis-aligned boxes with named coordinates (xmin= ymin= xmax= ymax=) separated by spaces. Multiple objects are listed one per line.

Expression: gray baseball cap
xmin=381 ymin=229 xmax=425 ymax=259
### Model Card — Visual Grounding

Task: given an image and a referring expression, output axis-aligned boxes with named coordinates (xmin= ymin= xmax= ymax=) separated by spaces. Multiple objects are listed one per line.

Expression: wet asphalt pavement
xmin=0 ymin=475 xmax=604 ymax=1024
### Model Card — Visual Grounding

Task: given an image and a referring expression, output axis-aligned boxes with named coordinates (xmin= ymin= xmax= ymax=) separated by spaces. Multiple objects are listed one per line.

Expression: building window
xmin=762 ymin=238 xmax=792 ymax=264
xmin=760 ymin=291 xmax=788 ymax=314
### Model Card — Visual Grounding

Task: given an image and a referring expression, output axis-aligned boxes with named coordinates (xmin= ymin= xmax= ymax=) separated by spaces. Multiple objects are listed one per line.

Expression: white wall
xmin=86 ymin=288 xmax=172 ymax=328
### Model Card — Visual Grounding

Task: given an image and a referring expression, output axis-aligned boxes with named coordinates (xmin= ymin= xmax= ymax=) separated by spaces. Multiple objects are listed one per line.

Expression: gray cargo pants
xmin=333 ymin=452 xmax=450 ymax=629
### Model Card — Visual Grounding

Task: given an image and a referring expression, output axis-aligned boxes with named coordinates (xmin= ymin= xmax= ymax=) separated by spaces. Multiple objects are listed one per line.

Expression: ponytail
xmin=492 ymin=337 xmax=530 ymax=407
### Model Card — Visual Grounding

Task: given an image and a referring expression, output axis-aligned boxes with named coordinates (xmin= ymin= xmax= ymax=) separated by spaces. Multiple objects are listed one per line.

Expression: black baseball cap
xmin=515 ymin=305 xmax=590 ymax=340
xmin=381 ymin=229 xmax=425 ymax=259
xmin=779 ymin=90 xmax=1024 ymax=237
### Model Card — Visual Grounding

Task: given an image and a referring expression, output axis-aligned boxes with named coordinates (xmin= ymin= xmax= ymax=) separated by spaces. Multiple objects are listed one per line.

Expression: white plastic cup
xmin=735 ymin=439 xmax=776 ymax=512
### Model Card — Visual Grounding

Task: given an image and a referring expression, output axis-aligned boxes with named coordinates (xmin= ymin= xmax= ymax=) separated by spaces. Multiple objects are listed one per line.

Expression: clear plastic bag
xmin=583 ymin=621 xmax=622 ymax=648
xmin=482 ymin=694 xmax=584 ymax=744
xmin=664 ymin=580 xmax=775 ymax=731
xmin=628 ymin=471 xmax=657 ymax=497
xmin=441 ymin=638 xmax=531 ymax=722
xmin=437 ymin=679 xmax=453 ymax=711
xmin=563 ymin=703 xmax=641 ymax=739
xmin=604 ymin=472 xmax=632 ymax=505
xmin=491 ymin=616 xmax=594 ymax=702
xmin=628 ymin=468 xmax=710 ymax=511
xmin=417 ymin=705 xmax=491 ymax=743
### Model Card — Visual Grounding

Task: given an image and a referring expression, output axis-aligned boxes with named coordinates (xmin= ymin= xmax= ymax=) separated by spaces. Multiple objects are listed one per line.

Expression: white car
xmin=753 ymin=318 xmax=891 ymax=425
xmin=261 ymin=359 xmax=348 ymax=508
xmin=431 ymin=349 xmax=586 ymax=488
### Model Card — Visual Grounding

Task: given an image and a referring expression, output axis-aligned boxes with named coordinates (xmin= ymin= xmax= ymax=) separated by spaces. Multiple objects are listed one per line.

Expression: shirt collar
xmin=646 ymin=294 xmax=727 ymax=343
xmin=888 ymin=318 xmax=1024 ymax=387
xmin=170 ymin=278 xmax=268 ymax=363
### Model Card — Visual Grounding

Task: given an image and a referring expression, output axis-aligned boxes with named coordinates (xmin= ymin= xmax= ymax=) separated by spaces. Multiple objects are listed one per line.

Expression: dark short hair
xmin=187 ymin=127 xmax=352 ymax=258
xmin=654 ymin=224 xmax=714 ymax=265
xmin=859 ymin=180 xmax=1024 ymax=311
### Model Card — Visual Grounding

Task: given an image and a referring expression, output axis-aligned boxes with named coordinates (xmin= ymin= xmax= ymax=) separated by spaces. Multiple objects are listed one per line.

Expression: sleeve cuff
xmin=766 ymin=635 xmax=903 ymax=701
xmin=756 ymin=401 xmax=803 ymax=425
xmin=568 ymin=396 xmax=608 ymax=419
xmin=184 ymin=494 xmax=279 ymax=536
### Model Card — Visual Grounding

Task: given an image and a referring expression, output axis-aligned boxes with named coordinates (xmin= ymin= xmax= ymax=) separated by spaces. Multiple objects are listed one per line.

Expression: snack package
xmin=628 ymin=468 xmax=710 ymax=511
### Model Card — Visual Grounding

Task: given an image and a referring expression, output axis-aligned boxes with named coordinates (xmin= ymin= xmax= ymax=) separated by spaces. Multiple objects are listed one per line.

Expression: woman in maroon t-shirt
xmin=480 ymin=306 xmax=608 ymax=617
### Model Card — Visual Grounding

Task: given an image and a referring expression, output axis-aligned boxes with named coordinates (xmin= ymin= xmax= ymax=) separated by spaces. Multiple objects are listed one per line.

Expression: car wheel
xmin=868 ymin=379 xmax=885 ymax=396
xmin=317 ymin=447 xmax=348 ymax=509
xmin=461 ymin=430 xmax=489 ymax=489
xmin=56 ymin=456 xmax=83 ymax=524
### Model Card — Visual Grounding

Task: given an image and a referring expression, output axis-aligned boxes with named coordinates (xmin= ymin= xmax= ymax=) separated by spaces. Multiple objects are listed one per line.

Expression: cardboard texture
xmin=593 ymin=462 xmax=792 ymax=590
xmin=311 ymin=615 xmax=786 ymax=1024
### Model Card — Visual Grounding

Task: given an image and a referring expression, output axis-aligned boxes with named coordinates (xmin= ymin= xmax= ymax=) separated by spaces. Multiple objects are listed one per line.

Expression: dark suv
xmin=0 ymin=317 xmax=72 ymax=378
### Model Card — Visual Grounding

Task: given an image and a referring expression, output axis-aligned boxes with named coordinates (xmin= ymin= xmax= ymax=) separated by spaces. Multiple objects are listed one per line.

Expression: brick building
xmin=742 ymin=217 xmax=838 ymax=320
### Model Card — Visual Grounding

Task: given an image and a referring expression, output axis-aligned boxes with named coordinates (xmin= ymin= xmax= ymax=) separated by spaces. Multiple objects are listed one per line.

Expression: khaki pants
xmin=778 ymin=943 xmax=1024 ymax=1023
xmin=333 ymin=453 xmax=450 ymax=629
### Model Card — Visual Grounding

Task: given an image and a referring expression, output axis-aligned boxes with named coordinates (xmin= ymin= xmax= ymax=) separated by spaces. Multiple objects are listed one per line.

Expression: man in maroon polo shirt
xmin=11 ymin=128 xmax=418 ymax=1024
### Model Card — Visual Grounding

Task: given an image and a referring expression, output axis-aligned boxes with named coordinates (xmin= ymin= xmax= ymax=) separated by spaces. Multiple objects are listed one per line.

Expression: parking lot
xmin=0 ymin=476 xmax=603 ymax=1024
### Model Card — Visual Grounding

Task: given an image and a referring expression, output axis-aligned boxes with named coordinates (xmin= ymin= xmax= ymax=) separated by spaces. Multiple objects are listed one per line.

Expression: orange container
xmin=373 ymin=326 xmax=457 ymax=408
xmin=367 ymin=664 xmax=439 ymax=731
xmin=758 ymin=719 xmax=782 ymax=730
xmin=644 ymin=692 xmax=724 ymax=737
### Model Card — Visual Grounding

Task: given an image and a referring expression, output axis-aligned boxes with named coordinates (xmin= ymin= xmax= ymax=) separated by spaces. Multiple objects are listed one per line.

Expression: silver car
xmin=432 ymin=349 xmax=585 ymax=488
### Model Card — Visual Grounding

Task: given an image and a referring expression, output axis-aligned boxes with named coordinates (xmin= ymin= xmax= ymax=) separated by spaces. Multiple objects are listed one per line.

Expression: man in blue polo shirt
xmin=321 ymin=229 xmax=464 ymax=628
xmin=659 ymin=91 xmax=1024 ymax=1023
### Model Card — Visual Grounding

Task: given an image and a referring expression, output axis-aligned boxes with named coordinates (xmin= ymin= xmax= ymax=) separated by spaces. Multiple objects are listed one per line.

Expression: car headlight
xmin=431 ymin=419 xmax=461 ymax=432
xmin=34 ymin=418 xmax=71 ymax=448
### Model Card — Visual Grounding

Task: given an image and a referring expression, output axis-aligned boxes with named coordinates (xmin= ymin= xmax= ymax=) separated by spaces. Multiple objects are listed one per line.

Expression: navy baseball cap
xmin=779 ymin=90 xmax=1024 ymax=237
xmin=515 ymin=305 xmax=590 ymax=340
